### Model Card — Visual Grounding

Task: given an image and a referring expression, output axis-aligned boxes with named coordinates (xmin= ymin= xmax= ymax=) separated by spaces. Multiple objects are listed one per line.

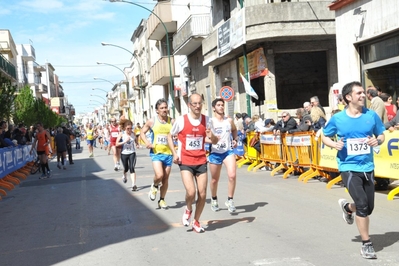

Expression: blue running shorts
xmin=208 ymin=150 xmax=234 ymax=165
xmin=150 ymin=153 xmax=173 ymax=167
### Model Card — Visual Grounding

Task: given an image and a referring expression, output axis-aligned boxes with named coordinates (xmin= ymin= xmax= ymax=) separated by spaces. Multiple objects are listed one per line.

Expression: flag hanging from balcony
xmin=240 ymin=73 xmax=258 ymax=100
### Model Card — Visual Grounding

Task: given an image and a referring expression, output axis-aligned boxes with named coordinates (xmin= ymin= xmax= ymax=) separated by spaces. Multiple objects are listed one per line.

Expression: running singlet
xmin=86 ymin=129 xmax=94 ymax=140
xmin=178 ymin=114 xmax=207 ymax=165
xmin=150 ymin=117 xmax=172 ymax=155
xmin=36 ymin=131 xmax=48 ymax=152
xmin=210 ymin=117 xmax=232 ymax=154
xmin=110 ymin=125 xmax=119 ymax=144
xmin=121 ymin=133 xmax=136 ymax=155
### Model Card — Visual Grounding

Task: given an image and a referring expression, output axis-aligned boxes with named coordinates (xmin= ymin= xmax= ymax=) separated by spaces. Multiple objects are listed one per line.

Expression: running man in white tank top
xmin=208 ymin=98 xmax=239 ymax=213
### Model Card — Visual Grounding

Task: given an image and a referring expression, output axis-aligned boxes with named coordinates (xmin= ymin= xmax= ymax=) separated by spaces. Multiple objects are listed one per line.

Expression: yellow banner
xmin=319 ymin=141 xmax=339 ymax=170
xmin=374 ymin=130 xmax=399 ymax=179
xmin=319 ymin=130 xmax=399 ymax=179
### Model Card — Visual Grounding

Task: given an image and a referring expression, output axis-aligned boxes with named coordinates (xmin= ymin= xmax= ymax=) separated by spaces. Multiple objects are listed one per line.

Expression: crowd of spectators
xmin=0 ymin=121 xmax=31 ymax=148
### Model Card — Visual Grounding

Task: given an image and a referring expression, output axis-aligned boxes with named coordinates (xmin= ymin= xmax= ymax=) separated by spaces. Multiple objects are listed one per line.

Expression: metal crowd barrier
xmin=0 ymin=145 xmax=35 ymax=200
xmin=236 ymin=130 xmax=399 ymax=200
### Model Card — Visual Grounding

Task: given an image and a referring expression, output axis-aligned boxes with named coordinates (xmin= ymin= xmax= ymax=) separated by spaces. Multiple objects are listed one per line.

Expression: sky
xmin=0 ymin=0 xmax=156 ymax=114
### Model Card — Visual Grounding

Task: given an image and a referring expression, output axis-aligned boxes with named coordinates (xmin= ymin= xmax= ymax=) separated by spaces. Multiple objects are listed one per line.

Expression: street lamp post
xmin=92 ymin=88 xmax=109 ymax=94
xmin=107 ymin=0 xmax=175 ymax=118
xmin=97 ymin=62 xmax=129 ymax=117
xmin=93 ymin=77 xmax=115 ymax=87
xmin=90 ymin=94 xmax=107 ymax=102
xmin=101 ymin=42 xmax=144 ymax=111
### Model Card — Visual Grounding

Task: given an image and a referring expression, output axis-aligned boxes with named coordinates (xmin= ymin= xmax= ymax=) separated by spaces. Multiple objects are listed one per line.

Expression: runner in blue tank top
xmin=322 ymin=81 xmax=385 ymax=260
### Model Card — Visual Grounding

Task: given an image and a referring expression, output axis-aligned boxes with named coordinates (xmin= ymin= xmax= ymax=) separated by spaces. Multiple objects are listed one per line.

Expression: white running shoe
xmin=148 ymin=183 xmax=157 ymax=201
xmin=182 ymin=208 xmax=192 ymax=226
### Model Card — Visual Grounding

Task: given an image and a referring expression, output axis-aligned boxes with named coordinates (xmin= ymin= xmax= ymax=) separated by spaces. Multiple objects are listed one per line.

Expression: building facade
xmin=329 ymin=0 xmax=399 ymax=101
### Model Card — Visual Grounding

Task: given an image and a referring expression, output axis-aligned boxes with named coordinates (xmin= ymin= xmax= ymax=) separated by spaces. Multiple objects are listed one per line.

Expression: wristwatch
xmin=377 ymin=139 xmax=382 ymax=146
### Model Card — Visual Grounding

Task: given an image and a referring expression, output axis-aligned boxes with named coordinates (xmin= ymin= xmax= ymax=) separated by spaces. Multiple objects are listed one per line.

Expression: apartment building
xmin=128 ymin=0 xmax=337 ymax=120
xmin=0 ymin=30 xmax=18 ymax=85
xmin=329 ymin=0 xmax=399 ymax=100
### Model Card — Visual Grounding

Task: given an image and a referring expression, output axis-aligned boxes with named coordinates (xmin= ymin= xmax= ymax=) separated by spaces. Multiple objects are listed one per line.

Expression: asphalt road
xmin=1 ymin=143 xmax=398 ymax=266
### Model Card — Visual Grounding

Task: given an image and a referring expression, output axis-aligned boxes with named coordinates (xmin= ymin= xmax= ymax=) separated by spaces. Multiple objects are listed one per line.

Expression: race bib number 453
xmin=186 ymin=135 xmax=203 ymax=150
xmin=347 ymin=138 xmax=370 ymax=155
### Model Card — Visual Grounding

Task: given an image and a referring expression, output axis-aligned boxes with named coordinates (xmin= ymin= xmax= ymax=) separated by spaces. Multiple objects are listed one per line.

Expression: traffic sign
xmin=219 ymin=86 xmax=234 ymax=102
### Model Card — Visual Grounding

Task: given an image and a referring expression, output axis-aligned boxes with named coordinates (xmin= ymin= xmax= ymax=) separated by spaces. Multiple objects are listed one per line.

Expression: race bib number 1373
xmin=347 ymin=138 xmax=370 ymax=155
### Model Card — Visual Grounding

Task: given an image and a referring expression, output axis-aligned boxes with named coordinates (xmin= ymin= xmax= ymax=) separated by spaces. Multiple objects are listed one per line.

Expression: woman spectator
xmin=380 ymin=93 xmax=397 ymax=121
xmin=310 ymin=106 xmax=327 ymax=131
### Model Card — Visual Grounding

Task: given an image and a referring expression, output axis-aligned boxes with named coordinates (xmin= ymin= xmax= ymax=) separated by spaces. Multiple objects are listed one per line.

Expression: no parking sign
xmin=219 ymin=86 xmax=234 ymax=102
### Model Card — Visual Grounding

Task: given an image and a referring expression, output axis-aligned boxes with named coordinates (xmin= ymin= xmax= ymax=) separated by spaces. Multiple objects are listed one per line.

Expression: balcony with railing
xmin=150 ymin=56 xmax=176 ymax=86
xmin=35 ymin=83 xmax=48 ymax=93
xmin=173 ymin=14 xmax=212 ymax=55
xmin=0 ymin=53 xmax=17 ymax=80
xmin=147 ymin=4 xmax=177 ymax=41
xmin=21 ymin=45 xmax=36 ymax=61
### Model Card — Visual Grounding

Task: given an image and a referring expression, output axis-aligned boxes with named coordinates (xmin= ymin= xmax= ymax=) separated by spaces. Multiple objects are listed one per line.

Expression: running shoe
xmin=182 ymin=208 xmax=192 ymax=226
xmin=192 ymin=220 xmax=205 ymax=233
xmin=89 ymin=153 xmax=94 ymax=158
xmin=46 ymin=171 xmax=51 ymax=178
xmin=361 ymin=242 xmax=377 ymax=259
xmin=132 ymin=185 xmax=137 ymax=191
xmin=122 ymin=173 xmax=127 ymax=184
xmin=211 ymin=199 xmax=219 ymax=212
xmin=148 ymin=183 xmax=157 ymax=201
xmin=63 ymin=166 xmax=66 ymax=170
xmin=39 ymin=173 xmax=47 ymax=179
xmin=57 ymin=164 xmax=61 ymax=169
xmin=158 ymin=199 xmax=168 ymax=210
xmin=225 ymin=199 xmax=236 ymax=213
xmin=338 ymin=198 xmax=354 ymax=225
xmin=114 ymin=164 xmax=118 ymax=171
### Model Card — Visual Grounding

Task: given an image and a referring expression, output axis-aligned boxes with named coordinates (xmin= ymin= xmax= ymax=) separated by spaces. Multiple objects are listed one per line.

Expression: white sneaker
xmin=225 ymin=199 xmax=236 ymax=213
xmin=122 ymin=173 xmax=127 ymax=184
xmin=211 ymin=199 xmax=219 ymax=212
xmin=182 ymin=208 xmax=192 ymax=226
xmin=148 ymin=183 xmax=157 ymax=201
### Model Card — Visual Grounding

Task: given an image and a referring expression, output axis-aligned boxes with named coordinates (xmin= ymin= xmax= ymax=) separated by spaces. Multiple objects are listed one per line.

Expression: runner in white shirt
xmin=208 ymin=98 xmax=239 ymax=213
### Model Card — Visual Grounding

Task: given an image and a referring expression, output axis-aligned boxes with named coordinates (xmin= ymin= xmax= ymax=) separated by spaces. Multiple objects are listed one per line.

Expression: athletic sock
xmin=362 ymin=239 xmax=371 ymax=245
xmin=212 ymin=196 xmax=217 ymax=200
xmin=228 ymin=197 xmax=233 ymax=200
xmin=344 ymin=203 xmax=352 ymax=213
xmin=45 ymin=162 xmax=50 ymax=171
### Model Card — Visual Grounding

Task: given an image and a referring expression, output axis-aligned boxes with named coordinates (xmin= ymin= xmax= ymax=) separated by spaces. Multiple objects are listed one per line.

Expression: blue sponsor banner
xmin=0 ymin=145 xmax=34 ymax=179
xmin=233 ymin=131 xmax=245 ymax=156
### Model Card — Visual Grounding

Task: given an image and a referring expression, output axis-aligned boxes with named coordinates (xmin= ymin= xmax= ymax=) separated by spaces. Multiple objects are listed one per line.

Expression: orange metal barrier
xmin=255 ymin=133 xmax=286 ymax=176
xmin=282 ymin=133 xmax=313 ymax=179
